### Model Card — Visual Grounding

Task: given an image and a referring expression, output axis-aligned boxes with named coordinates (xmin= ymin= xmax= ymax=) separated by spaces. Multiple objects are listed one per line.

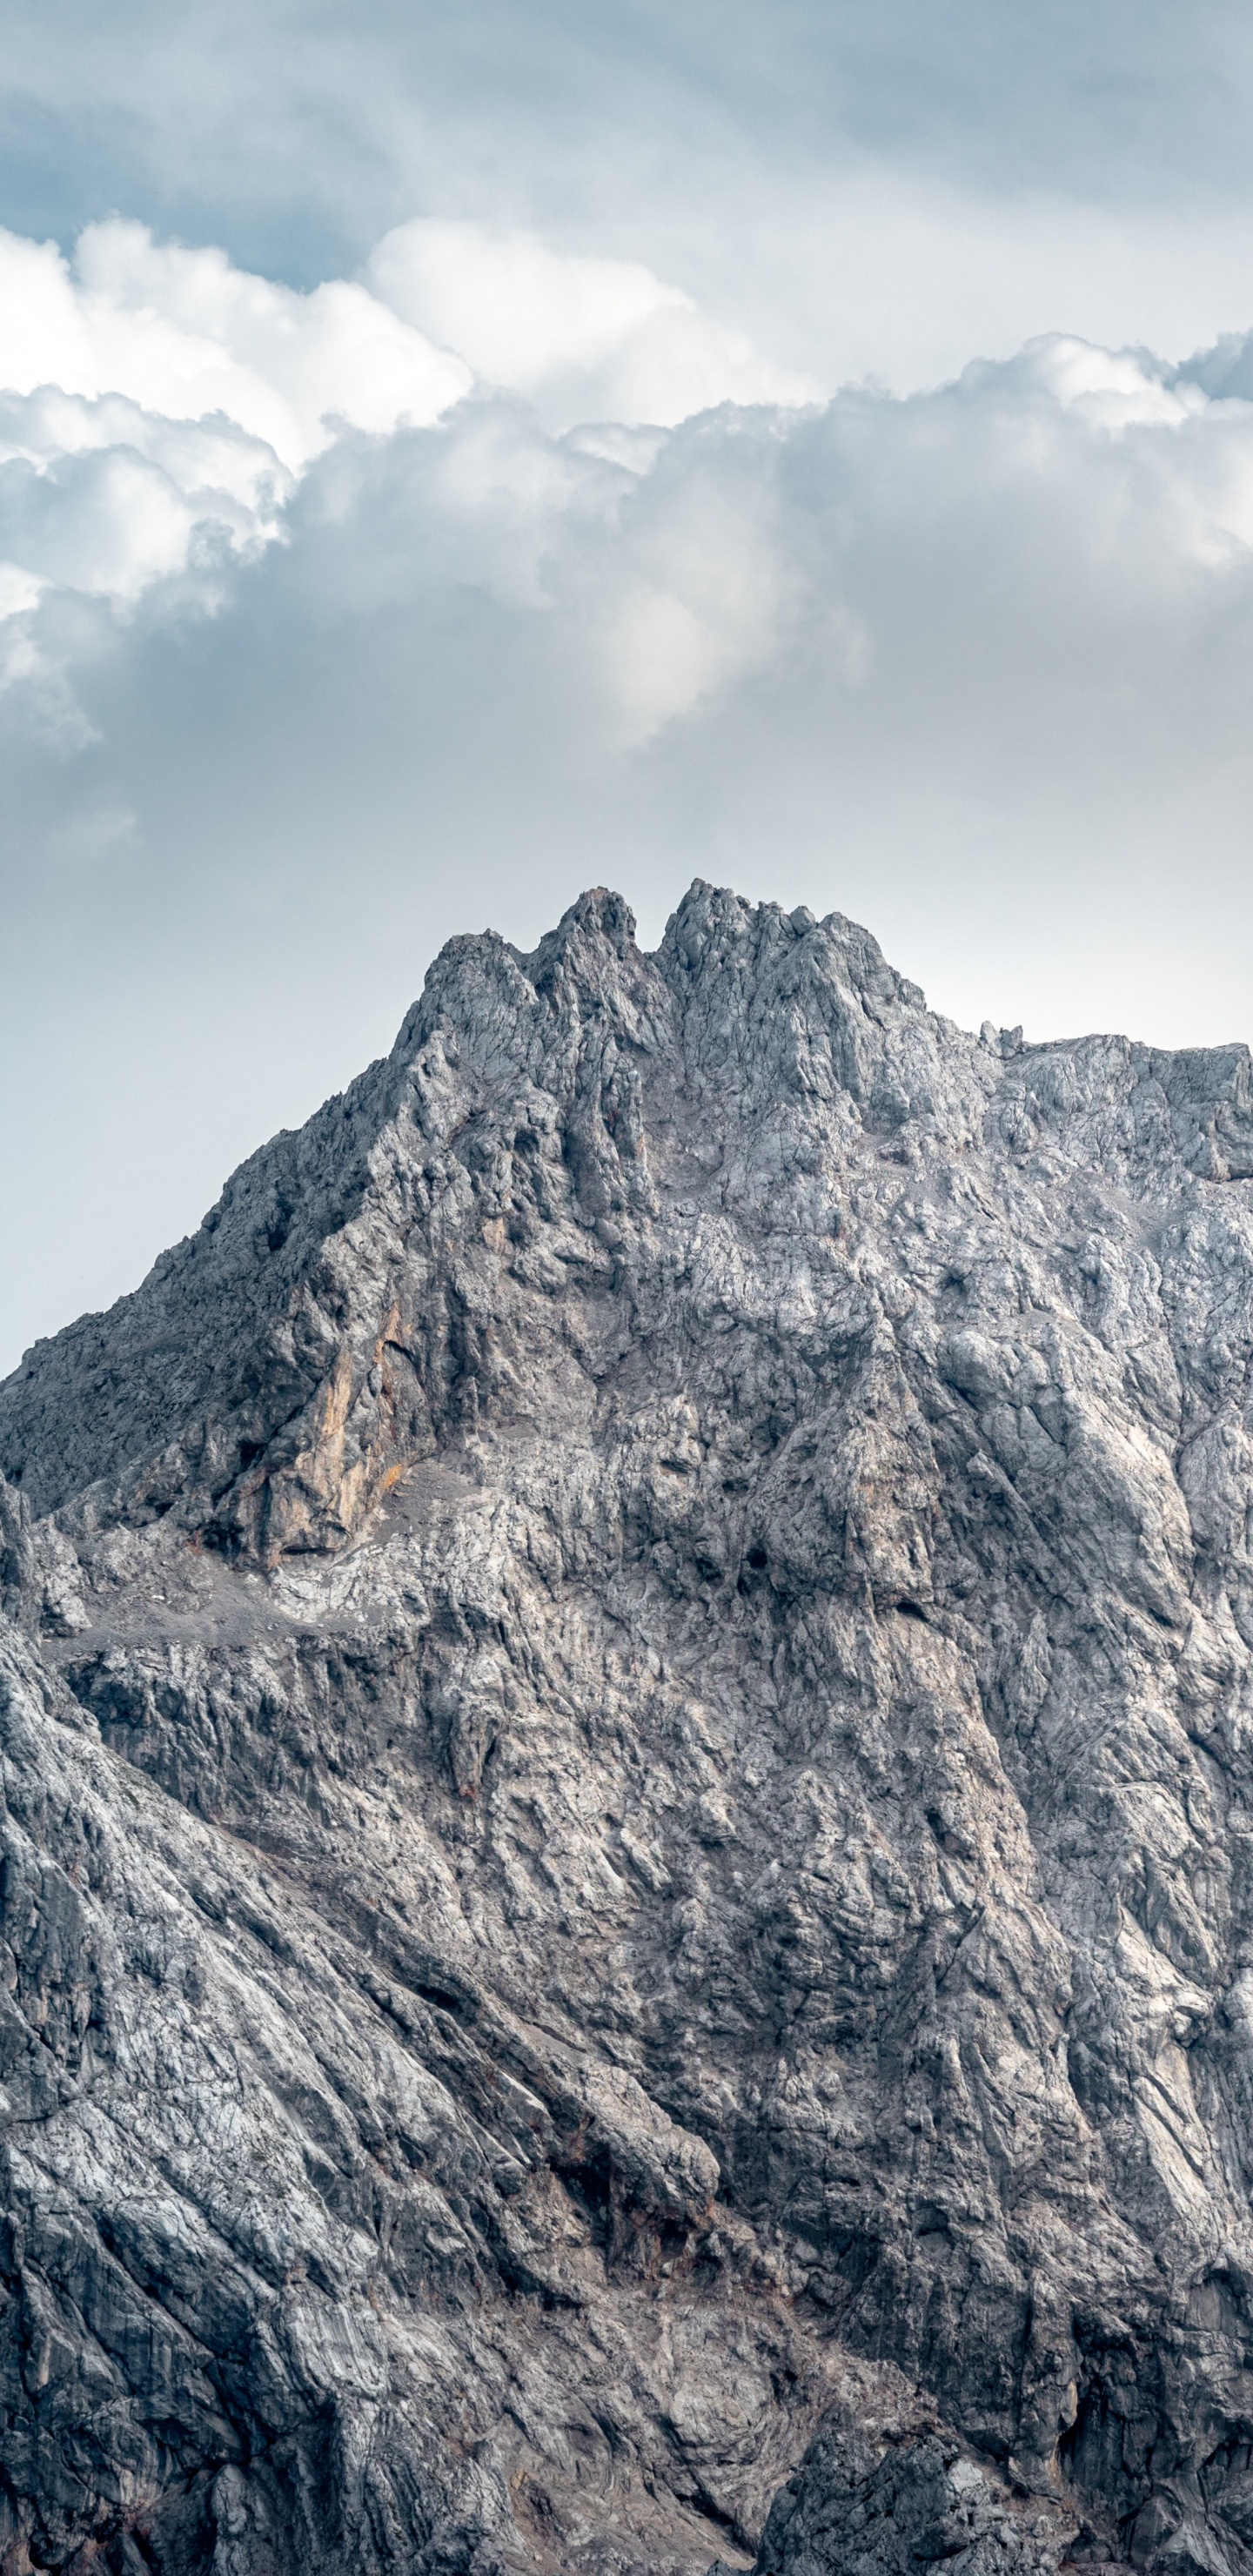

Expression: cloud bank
xmin=0 ymin=214 xmax=814 ymax=661
xmin=8 ymin=217 xmax=1253 ymax=726
xmin=7 ymin=220 xmax=1253 ymax=759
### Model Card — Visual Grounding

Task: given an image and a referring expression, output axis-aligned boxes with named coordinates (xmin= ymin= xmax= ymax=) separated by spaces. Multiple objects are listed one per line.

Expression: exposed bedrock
xmin=3 ymin=881 xmax=1253 ymax=2571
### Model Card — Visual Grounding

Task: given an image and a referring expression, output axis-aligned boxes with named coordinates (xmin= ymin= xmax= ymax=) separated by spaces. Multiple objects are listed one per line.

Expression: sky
xmin=5 ymin=2 xmax=1253 ymax=1371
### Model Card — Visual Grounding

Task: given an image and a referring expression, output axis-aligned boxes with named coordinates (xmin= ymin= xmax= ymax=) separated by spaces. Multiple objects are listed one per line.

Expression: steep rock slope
xmin=3 ymin=883 xmax=1253 ymax=2573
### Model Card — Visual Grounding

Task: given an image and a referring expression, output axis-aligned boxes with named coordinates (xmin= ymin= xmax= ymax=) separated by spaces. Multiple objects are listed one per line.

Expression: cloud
xmin=368 ymin=223 xmax=688 ymax=389
xmin=0 ymin=216 xmax=810 ymax=640
xmin=8 ymin=3 xmax=1253 ymax=313
xmin=0 ymin=387 xmax=286 ymax=606
xmin=11 ymin=0 xmax=1253 ymax=452
xmin=396 ymin=325 xmax=1253 ymax=740
xmin=0 ymin=220 xmax=470 ymax=470
xmin=9 ymin=256 xmax=1253 ymax=748
xmin=365 ymin=219 xmax=821 ymax=426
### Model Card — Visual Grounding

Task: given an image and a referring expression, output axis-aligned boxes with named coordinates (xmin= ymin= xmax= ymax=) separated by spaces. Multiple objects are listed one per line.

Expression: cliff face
xmin=3 ymin=881 xmax=1253 ymax=2576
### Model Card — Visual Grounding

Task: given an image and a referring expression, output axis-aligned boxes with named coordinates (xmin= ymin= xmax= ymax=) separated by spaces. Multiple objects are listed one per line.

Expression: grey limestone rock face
xmin=3 ymin=881 xmax=1253 ymax=2573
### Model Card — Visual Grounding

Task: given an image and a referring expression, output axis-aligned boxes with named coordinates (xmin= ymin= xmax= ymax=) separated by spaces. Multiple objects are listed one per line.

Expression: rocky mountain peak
xmin=0 ymin=878 xmax=964 ymax=1560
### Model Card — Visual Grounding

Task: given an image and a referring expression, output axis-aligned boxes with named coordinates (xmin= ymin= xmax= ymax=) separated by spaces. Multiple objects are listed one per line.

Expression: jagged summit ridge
xmin=0 ymin=882 xmax=950 ymax=1543
xmin=3 ymin=879 xmax=1250 ymax=1555
xmin=3 ymin=882 xmax=1253 ymax=2573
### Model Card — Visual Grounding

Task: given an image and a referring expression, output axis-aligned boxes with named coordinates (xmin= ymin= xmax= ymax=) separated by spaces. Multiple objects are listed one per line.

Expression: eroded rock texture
xmin=3 ymin=881 xmax=1253 ymax=2574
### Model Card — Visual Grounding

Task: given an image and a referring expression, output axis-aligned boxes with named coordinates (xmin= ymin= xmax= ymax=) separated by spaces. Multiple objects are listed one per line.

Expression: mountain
xmin=3 ymin=879 xmax=1253 ymax=2576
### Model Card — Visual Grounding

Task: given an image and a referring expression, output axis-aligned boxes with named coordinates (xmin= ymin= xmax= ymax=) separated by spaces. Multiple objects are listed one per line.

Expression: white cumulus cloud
xmin=0 ymin=219 xmax=472 ymax=471
xmin=0 ymin=387 xmax=287 ymax=605
xmin=0 ymin=215 xmax=814 ymax=634
xmin=365 ymin=218 xmax=821 ymax=426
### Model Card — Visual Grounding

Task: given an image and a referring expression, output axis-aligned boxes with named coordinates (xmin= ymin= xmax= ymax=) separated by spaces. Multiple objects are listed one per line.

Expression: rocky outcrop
xmin=729 ymin=2410 xmax=1074 ymax=2576
xmin=3 ymin=880 xmax=1253 ymax=2573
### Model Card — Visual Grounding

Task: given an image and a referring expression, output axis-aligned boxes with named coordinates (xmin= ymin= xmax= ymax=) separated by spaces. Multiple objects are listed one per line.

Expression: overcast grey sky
xmin=5 ymin=1 xmax=1253 ymax=1372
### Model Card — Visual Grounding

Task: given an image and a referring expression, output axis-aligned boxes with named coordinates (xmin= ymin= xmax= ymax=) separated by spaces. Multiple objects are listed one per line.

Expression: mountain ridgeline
xmin=3 ymin=882 xmax=1253 ymax=2575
